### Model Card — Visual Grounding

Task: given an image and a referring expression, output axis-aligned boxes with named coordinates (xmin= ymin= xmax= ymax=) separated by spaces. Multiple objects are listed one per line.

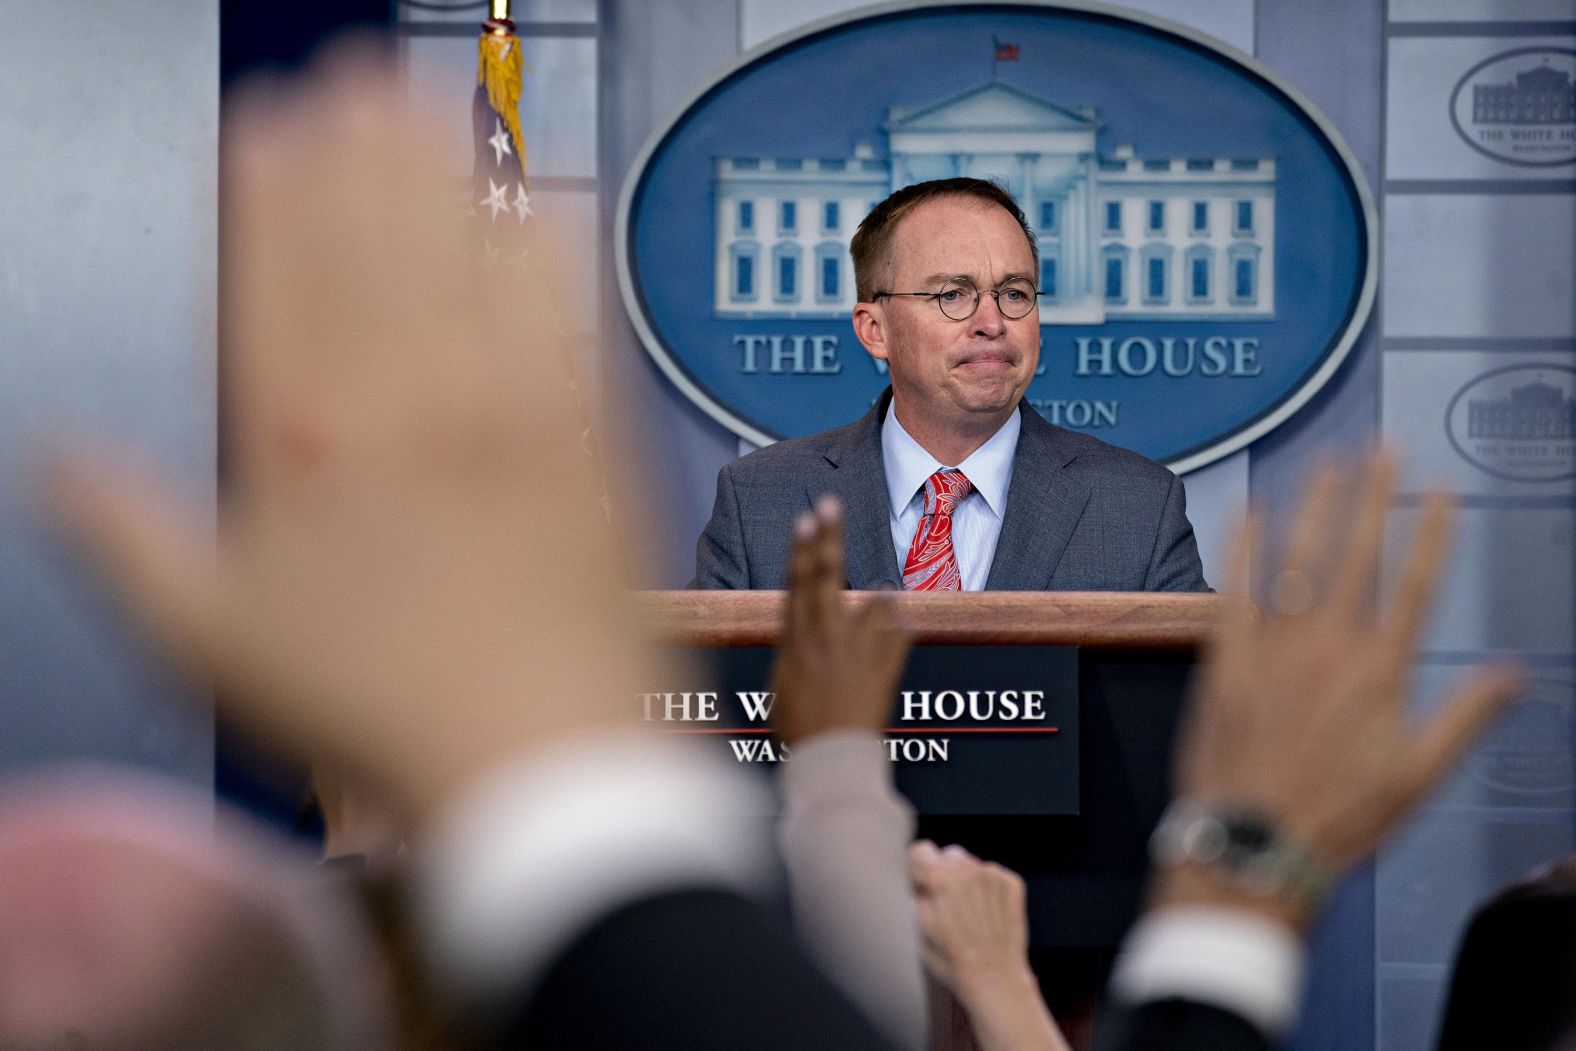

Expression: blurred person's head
xmin=1436 ymin=854 xmax=1576 ymax=1051
xmin=0 ymin=765 xmax=389 ymax=1051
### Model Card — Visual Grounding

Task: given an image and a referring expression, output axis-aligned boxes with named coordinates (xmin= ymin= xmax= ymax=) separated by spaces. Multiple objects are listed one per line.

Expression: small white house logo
xmin=1450 ymin=47 xmax=1576 ymax=167
xmin=1445 ymin=364 xmax=1576 ymax=482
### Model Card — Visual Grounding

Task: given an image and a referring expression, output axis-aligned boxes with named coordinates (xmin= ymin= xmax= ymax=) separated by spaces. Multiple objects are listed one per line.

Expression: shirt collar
xmin=881 ymin=404 xmax=1021 ymax=519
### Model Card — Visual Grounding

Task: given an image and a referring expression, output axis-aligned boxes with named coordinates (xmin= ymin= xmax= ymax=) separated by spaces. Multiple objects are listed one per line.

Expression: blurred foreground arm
xmin=771 ymin=500 xmax=925 ymax=1049
xmin=1101 ymin=454 xmax=1523 ymax=1050
xmin=50 ymin=53 xmax=894 ymax=1049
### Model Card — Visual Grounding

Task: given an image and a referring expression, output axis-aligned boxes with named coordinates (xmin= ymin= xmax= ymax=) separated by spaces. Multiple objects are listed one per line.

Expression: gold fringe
xmin=478 ymin=30 xmax=528 ymax=184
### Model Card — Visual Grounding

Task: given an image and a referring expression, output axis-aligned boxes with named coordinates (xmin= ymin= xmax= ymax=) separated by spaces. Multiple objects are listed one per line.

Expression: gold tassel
xmin=478 ymin=29 xmax=528 ymax=184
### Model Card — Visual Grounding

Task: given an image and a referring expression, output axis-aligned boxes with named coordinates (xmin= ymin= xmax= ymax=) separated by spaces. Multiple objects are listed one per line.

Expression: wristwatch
xmin=1150 ymin=799 xmax=1331 ymax=910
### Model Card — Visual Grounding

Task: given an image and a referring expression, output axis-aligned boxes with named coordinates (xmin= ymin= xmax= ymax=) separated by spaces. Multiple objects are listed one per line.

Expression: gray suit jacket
xmin=692 ymin=391 xmax=1208 ymax=591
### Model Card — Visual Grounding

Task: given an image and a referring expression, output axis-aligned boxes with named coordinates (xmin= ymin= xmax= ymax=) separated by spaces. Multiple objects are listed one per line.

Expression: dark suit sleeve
xmin=691 ymin=464 xmax=749 ymax=589
xmin=1096 ymin=998 xmax=1275 ymax=1051
xmin=505 ymin=888 xmax=901 ymax=1050
xmin=1143 ymin=471 xmax=1210 ymax=592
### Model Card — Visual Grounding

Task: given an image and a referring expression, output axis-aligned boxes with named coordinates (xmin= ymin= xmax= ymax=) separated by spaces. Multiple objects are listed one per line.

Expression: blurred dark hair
xmin=1435 ymin=855 xmax=1576 ymax=1051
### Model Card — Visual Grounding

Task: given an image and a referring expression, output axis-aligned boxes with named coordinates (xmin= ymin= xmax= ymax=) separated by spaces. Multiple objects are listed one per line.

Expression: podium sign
xmin=656 ymin=645 xmax=1079 ymax=815
xmin=637 ymin=591 xmax=1213 ymax=949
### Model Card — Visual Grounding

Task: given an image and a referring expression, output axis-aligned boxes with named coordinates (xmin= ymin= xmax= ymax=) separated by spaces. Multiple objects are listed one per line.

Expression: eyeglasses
xmin=871 ymin=277 xmax=1042 ymax=321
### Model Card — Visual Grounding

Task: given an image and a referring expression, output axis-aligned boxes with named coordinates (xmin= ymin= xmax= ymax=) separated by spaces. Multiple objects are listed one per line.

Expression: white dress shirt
xmin=882 ymin=406 xmax=1020 ymax=590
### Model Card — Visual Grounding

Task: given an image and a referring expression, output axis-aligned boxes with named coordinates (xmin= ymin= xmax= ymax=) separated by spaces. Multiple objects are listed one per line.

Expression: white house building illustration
xmin=712 ymin=81 xmax=1276 ymax=323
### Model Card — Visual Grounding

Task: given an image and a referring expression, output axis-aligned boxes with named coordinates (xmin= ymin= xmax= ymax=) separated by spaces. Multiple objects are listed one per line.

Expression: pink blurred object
xmin=0 ymin=764 xmax=390 ymax=1050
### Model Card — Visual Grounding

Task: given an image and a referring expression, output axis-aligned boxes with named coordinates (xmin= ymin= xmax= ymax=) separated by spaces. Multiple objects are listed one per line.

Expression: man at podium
xmin=693 ymin=178 xmax=1208 ymax=593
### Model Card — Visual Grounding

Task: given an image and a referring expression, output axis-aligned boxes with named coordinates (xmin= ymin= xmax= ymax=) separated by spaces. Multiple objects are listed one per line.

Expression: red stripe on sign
xmin=656 ymin=726 xmax=1060 ymax=735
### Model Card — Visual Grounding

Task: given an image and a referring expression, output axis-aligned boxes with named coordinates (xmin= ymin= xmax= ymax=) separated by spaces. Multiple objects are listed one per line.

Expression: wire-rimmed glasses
xmin=871 ymin=277 xmax=1042 ymax=321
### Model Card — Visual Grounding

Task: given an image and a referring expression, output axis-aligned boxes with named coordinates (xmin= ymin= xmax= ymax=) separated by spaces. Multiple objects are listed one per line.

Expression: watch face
xmin=1154 ymin=803 xmax=1324 ymax=903
xmin=1224 ymin=817 xmax=1276 ymax=853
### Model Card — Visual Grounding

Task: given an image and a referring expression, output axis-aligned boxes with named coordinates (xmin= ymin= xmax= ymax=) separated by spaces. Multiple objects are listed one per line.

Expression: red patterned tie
xmin=902 ymin=470 xmax=974 ymax=591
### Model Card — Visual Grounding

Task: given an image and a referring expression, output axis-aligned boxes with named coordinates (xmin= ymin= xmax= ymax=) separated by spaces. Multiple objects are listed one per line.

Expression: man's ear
xmin=852 ymin=301 xmax=889 ymax=362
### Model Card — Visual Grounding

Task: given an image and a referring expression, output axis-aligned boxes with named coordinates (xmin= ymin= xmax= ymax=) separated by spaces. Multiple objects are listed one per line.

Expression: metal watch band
xmin=1150 ymin=799 xmax=1332 ymax=910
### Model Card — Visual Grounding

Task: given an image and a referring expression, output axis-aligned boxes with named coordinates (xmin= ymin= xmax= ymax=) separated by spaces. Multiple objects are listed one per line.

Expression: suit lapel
xmin=815 ymin=393 xmax=904 ymax=589
xmin=985 ymin=407 xmax=1092 ymax=590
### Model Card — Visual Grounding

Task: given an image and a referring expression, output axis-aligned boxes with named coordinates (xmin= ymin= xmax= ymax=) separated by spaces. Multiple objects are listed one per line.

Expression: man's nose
xmin=971 ymin=291 xmax=1009 ymax=337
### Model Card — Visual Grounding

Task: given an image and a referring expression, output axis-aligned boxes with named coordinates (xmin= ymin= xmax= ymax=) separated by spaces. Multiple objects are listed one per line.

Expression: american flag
xmin=473 ymin=15 xmax=532 ymax=267
xmin=993 ymin=37 xmax=1021 ymax=62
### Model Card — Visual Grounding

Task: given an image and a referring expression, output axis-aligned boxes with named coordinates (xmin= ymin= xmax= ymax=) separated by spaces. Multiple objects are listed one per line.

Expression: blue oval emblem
xmin=616 ymin=1 xmax=1376 ymax=471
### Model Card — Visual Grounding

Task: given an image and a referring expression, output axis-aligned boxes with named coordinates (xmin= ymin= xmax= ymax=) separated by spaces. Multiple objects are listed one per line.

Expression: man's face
xmin=858 ymin=196 xmax=1040 ymax=437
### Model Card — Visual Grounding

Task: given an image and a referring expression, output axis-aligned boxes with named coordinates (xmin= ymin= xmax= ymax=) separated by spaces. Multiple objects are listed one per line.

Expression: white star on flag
xmin=482 ymin=178 xmax=511 ymax=221
xmin=488 ymin=119 xmax=513 ymax=167
xmin=513 ymin=184 xmax=533 ymax=222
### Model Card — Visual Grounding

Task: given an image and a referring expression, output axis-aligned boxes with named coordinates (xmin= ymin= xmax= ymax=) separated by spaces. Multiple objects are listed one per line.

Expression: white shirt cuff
xmin=415 ymin=733 xmax=775 ymax=1006
xmin=1109 ymin=905 xmax=1305 ymax=1037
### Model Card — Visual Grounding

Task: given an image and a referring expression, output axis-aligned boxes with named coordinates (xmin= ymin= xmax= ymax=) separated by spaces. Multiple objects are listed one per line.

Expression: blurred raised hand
xmin=769 ymin=498 xmax=910 ymax=745
xmin=1161 ymin=451 xmax=1524 ymax=927
xmin=909 ymin=841 xmax=1070 ymax=1051
xmin=49 ymin=51 xmax=666 ymax=822
xmin=769 ymin=500 xmax=926 ymax=1050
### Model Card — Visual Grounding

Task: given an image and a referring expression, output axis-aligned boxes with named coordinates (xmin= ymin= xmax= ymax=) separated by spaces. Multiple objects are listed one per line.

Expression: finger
xmin=47 ymin=453 xmax=223 ymax=678
xmin=1219 ymin=505 xmax=1257 ymax=601
xmin=909 ymin=839 xmax=943 ymax=885
xmin=1209 ymin=510 xmax=1261 ymax=652
xmin=1006 ymin=868 xmax=1027 ymax=913
xmin=783 ymin=510 xmax=820 ymax=641
xmin=831 ymin=598 xmax=905 ymax=733
xmin=852 ymin=594 xmax=913 ymax=677
xmin=1382 ymin=491 xmax=1454 ymax=654
xmin=980 ymin=861 xmax=1017 ymax=903
xmin=867 ymin=584 xmax=914 ymax=658
xmin=1269 ymin=463 xmax=1341 ymax=617
xmin=1328 ymin=450 xmax=1397 ymax=618
xmin=813 ymin=495 xmax=845 ymax=629
xmin=1180 ymin=512 xmax=1262 ymax=798
xmin=1195 ymin=511 xmax=1261 ymax=721
xmin=1405 ymin=665 xmax=1525 ymax=803
xmin=985 ymin=861 xmax=1026 ymax=898
xmin=851 ymin=588 xmax=901 ymax=639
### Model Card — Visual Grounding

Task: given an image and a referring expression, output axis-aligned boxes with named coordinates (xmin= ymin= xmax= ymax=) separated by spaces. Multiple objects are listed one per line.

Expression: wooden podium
xmin=641 ymin=590 xmax=1221 ymax=956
